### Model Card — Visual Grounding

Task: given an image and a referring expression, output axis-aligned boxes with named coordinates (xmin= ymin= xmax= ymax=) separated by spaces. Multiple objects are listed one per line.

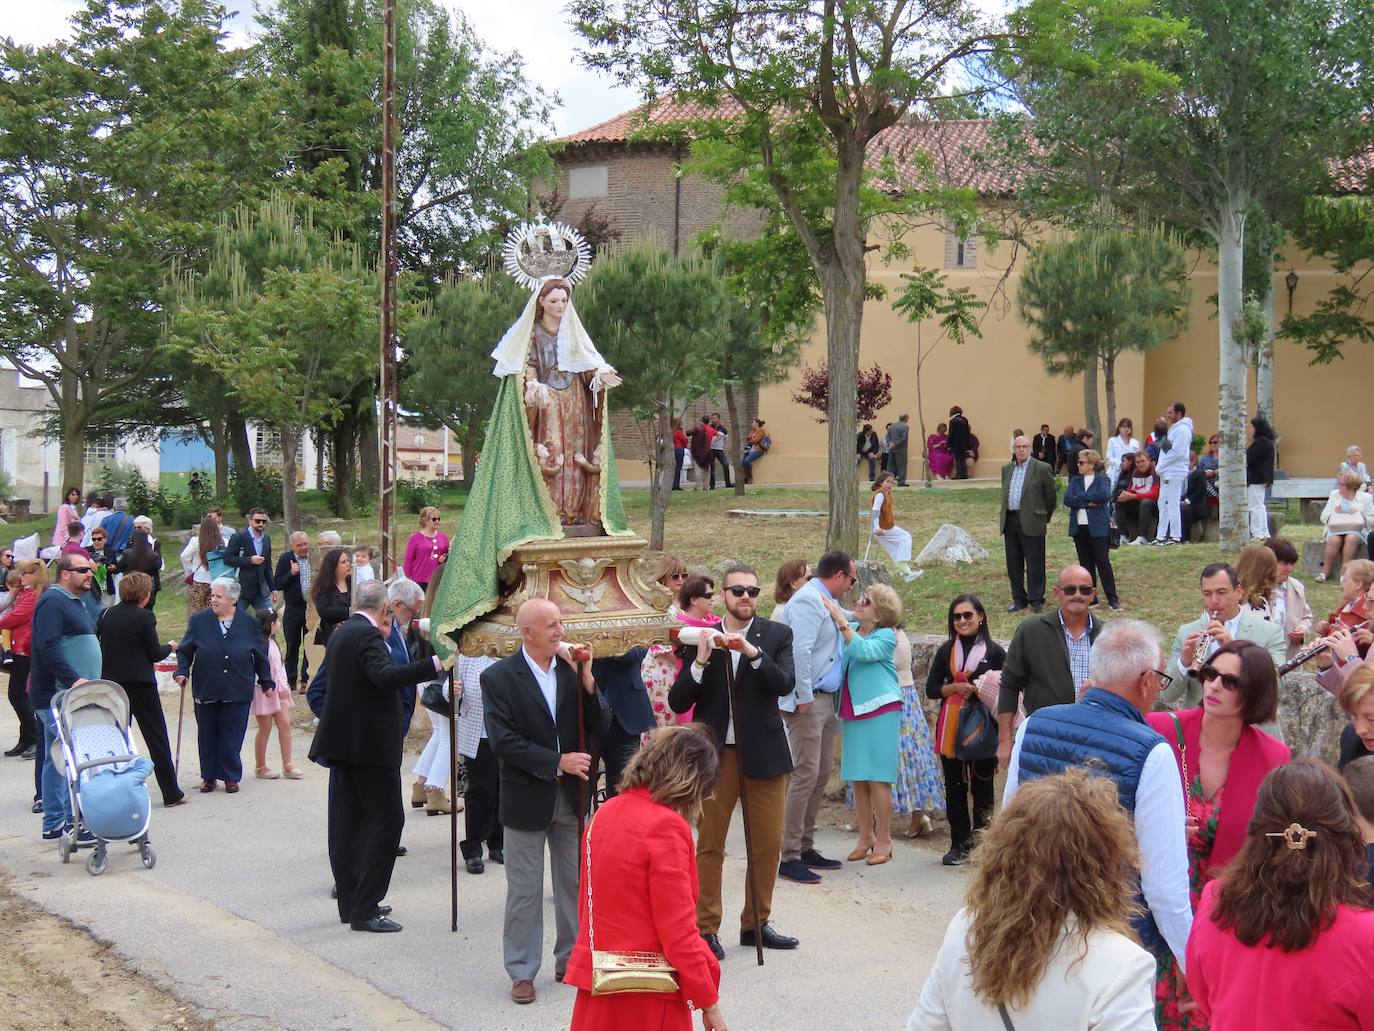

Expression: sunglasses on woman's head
xmin=1198 ymin=666 xmax=1241 ymax=691
xmin=725 ymin=585 xmax=762 ymax=598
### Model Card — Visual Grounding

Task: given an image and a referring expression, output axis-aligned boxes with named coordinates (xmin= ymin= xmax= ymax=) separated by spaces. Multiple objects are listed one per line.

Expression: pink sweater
xmin=402 ymin=530 xmax=449 ymax=585
xmin=1187 ymin=879 xmax=1374 ymax=1030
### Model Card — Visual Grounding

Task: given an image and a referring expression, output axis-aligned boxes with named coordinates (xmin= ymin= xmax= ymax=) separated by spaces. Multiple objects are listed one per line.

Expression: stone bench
xmin=1302 ymin=537 xmax=1368 ymax=578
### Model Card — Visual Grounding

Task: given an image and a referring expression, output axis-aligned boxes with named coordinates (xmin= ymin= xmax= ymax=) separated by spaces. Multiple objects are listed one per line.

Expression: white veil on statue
xmin=489 ymin=276 xmax=612 ymax=381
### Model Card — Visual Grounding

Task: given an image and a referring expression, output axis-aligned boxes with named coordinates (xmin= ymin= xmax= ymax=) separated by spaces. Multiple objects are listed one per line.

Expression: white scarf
xmin=489 ymin=277 xmax=613 ymax=380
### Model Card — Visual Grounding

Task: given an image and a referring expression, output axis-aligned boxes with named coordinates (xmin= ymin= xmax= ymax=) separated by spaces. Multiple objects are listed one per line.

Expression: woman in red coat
xmin=564 ymin=724 xmax=728 ymax=1031
xmin=1146 ymin=639 xmax=1290 ymax=1029
xmin=1187 ymin=759 xmax=1374 ymax=1029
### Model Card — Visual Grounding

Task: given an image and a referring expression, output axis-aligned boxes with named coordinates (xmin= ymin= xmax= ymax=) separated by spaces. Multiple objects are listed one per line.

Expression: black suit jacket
xmin=97 ymin=602 xmax=172 ymax=686
xmin=668 ymin=618 xmax=795 ymax=781
xmin=308 ymin=614 xmax=439 ymax=770
xmin=223 ymin=527 xmax=273 ymax=601
xmin=482 ymin=649 xmax=612 ymax=832
xmin=272 ymin=552 xmax=309 ymax=608
xmin=592 ymin=646 xmax=655 ymax=736
xmin=1032 ymin=432 xmax=1056 ymax=464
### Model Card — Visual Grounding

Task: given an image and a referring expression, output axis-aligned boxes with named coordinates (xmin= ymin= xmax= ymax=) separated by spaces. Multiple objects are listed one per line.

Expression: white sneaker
xmin=902 ymin=569 xmax=924 ymax=582
xmin=1126 ymin=537 xmax=1146 ymax=546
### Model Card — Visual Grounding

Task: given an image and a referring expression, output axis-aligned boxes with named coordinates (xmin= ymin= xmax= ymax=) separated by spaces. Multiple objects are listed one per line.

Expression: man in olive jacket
xmin=1000 ymin=435 xmax=1058 ymax=612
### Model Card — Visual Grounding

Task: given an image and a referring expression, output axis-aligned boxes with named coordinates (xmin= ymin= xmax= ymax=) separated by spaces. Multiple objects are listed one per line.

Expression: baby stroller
xmin=51 ymin=679 xmax=156 ymax=875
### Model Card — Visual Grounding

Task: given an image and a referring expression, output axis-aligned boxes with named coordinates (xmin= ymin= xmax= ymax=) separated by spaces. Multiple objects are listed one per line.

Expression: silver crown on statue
xmin=502 ymin=219 xmax=592 ymax=291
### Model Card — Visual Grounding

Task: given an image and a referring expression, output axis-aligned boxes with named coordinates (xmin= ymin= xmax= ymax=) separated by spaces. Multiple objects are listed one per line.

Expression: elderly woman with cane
xmin=174 ymin=577 xmax=273 ymax=794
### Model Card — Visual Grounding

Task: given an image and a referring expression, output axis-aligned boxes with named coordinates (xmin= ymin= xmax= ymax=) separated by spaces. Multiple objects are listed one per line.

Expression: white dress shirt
xmin=1003 ymin=718 xmax=1193 ymax=969
xmin=521 ymin=647 xmax=559 ymax=723
xmin=688 ymin=619 xmax=763 ymax=744
xmin=1176 ymin=610 xmax=1244 ymax=678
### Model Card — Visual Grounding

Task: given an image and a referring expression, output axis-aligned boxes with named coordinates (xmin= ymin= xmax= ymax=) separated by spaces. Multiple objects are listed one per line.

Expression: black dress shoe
xmin=351 ymin=915 xmax=402 ymax=933
xmin=465 ymin=856 xmax=485 ymax=875
xmin=488 ymin=847 xmax=504 ymax=864
xmin=20 ymin=746 xmax=36 ymax=760
xmin=330 ymin=885 xmax=338 ymax=899
xmin=395 ymin=845 xmax=408 ymax=857
xmin=1030 ymin=604 xmax=1044 ymax=613
xmin=740 ymin=922 xmax=799 ymax=950
xmin=701 ymin=932 xmax=725 ymax=960
xmin=1007 ymin=603 xmax=1028 ymax=613
xmin=4 ymin=742 xmax=25 ymax=757
xmin=340 ymin=905 xmax=391 ymax=924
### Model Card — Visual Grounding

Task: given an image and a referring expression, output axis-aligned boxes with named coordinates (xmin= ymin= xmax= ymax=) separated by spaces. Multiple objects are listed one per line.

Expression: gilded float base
xmin=458 ymin=534 xmax=676 ymax=658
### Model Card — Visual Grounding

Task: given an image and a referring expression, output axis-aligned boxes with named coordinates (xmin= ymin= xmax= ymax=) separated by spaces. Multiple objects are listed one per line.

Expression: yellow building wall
xmin=612 ymin=221 xmax=1373 ymax=485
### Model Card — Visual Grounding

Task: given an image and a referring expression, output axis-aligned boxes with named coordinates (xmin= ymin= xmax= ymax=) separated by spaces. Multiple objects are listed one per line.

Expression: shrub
xmin=230 ymin=467 xmax=283 ymax=519
xmin=398 ymin=477 xmax=441 ymax=514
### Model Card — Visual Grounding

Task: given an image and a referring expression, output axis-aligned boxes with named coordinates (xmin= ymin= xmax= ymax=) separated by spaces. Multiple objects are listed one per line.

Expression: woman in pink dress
xmin=251 ymin=609 xmax=301 ymax=781
xmin=927 ymin=423 xmax=954 ymax=480
xmin=671 ymin=575 xmax=722 ymax=726
xmin=401 ymin=506 xmax=449 ymax=591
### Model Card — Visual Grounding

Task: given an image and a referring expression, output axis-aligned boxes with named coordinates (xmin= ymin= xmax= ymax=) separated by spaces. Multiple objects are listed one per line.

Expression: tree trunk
xmin=331 ymin=420 xmax=355 ymax=518
xmin=1216 ymin=203 xmax=1250 ymax=552
xmin=207 ymin=417 xmax=230 ymax=499
xmin=649 ymin=405 xmax=674 ymax=551
xmin=228 ymin=415 xmax=254 ymax=476
xmin=1081 ymin=364 xmax=1101 ymax=447
xmin=459 ymin=429 xmax=478 ymax=488
xmin=358 ymin=391 xmax=379 ymax=495
xmin=314 ymin=427 xmax=325 ymax=490
xmin=724 ymin=381 xmax=746 ymax=496
xmin=1256 ymin=278 xmax=1277 ymax=431
xmin=1102 ymin=355 xmax=1117 ymax=435
xmin=280 ymin=425 xmax=301 ymax=536
xmin=916 ymin=330 xmax=932 ymax=488
xmin=61 ymin=417 xmax=85 ymax=499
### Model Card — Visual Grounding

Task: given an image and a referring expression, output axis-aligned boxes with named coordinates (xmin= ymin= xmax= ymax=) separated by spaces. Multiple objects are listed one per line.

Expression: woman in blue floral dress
xmin=889 ymin=625 xmax=945 ymax=838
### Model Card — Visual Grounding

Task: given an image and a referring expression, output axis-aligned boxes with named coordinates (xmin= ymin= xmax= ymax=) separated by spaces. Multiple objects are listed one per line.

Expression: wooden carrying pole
xmin=377 ymin=0 xmax=399 ymax=578
xmin=448 ymin=665 xmax=459 ymax=932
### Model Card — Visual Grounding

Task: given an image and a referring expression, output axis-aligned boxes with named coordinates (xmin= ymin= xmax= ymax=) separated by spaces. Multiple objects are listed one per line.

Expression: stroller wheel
xmin=57 ymin=833 xmax=71 ymax=864
xmin=86 ymin=848 xmax=108 ymax=876
xmin=140 ymin=843 xmax=156 ymax=870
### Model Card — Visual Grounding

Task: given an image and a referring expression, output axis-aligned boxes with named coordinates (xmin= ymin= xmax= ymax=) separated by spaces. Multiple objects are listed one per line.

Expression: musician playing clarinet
xmin=668 ymin=564 xmax=797 ymax=962
xmin=1160 ymin=563 xmax=1286 ymax=737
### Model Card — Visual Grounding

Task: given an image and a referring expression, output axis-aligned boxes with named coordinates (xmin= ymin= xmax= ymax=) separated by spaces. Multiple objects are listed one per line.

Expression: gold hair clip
xmin=1266 ymin=823 xmax=1317 ymax=850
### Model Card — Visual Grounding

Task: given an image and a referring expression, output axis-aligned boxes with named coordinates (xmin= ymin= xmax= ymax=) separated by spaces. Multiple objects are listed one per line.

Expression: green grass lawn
xmin=6 ymin=483 xmax=1342 ymax=646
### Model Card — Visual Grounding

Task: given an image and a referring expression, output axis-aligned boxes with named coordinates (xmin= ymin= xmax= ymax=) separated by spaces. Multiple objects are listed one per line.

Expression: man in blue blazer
xmin=589 ymin=645 xmax=655 ymax=798
xmin=223 ymin=507 xmax=273 ymax=613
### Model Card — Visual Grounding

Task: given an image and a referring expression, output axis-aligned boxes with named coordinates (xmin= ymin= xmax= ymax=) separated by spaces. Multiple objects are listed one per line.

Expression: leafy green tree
xmin=401 ymin=272 xmax=529 ymax=487
xmin=572 ymin=0 xmax=1011 ymax=550
xmin=575 ymin=241 xmax=732 ymax=550
xmin=1007 ymin=0 xmax=1374 ymax=547
xmin=168 ymin=197 xmax=381 ymax=531
xmin=1282 ymin=195 xmax=1374 ymax=364
xmin=0 ymin=0 xmax=293 ymax=491
xmin=1016 ymin=225 xmax=1190 ymax=440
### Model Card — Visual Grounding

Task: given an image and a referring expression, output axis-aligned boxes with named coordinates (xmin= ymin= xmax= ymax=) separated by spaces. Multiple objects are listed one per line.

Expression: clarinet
xmin=1190 ymin=612 xmax=1216 ymax=674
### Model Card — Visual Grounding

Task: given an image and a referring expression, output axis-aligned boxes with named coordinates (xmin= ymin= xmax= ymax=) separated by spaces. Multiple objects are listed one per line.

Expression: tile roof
xmin=556 ymin=97 xmax=1020 ymax=194
xmin=1331 ymin=149 xmax=1373 ymax=194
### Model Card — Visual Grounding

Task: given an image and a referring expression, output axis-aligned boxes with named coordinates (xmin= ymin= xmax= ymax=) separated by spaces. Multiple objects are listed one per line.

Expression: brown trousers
xmin=694 ymin=745 xmax=788 ymax=936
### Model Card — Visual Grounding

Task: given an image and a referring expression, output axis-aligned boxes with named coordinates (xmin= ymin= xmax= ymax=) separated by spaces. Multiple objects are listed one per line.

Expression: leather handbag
xmin=955 ymin=697 xmax=999 ymax=761
xmin=585 ymin=812 xmax=680 ymax=996
xmin=419 ymin=679 xmax=452 ymax=719
xmin=1328 ymin=510 xmax=1366 ymax=534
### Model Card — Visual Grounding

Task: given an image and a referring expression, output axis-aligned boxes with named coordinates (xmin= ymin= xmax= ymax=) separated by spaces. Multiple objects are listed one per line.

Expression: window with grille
xmin=254 ymin=427 xmax=303 ymax=466
xmin=944 ymin=228 xmax=978 ymax=269
xmin=83 ymin=437 xmax=117 ymax=464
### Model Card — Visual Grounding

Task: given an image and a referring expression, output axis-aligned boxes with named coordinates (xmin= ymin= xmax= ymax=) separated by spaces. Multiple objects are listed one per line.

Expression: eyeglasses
xmin=1149 ymin=668 xmax=1175 ymax=692
xmin=1058 ymin=584 xmax=1095 ymax=596
xmin=725 ymin=585 xmax=762 ymax=598
xmin=952 ymin=611 xmax=978 ymax=621
xmin=1197 ymin=666 xmax=1241 ymax=691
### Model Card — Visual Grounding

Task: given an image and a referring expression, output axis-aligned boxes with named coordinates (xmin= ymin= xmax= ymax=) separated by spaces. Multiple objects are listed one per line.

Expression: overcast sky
xmin=2 ymin=1 xmax=642 ymax=136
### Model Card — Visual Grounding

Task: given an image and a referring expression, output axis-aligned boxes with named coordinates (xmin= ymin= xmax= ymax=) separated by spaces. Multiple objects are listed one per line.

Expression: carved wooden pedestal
xmin=458 ymin=534 xmax=675 ymax=657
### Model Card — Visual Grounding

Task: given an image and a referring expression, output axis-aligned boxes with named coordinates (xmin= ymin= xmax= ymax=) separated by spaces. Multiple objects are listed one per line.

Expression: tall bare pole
xmin=378 ymin=0 xmax=399 ymax=577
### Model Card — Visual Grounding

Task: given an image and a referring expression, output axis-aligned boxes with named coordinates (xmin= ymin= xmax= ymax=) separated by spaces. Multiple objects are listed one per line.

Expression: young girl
xmin=253 ymin=609 xmax=301 ymax=780
xmin=870 ymin=473 xmax=922 ymax=582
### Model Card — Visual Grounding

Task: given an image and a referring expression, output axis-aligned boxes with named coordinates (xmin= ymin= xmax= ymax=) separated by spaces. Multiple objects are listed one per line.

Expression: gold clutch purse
xmin=585 ymin=813 xmax=680 ymax=996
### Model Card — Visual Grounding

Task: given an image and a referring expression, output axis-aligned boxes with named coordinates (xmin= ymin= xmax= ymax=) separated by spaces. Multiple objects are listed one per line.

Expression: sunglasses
xmin=952 ymin=611 xmax=978 ymax=621
xmin=1198 ymin=666 xmax=1241 ymax=691
xmin=253 ymin=518 xmax=268 ymax=525
xmin=856 ymin=595 xmax=871 ymax=606
xmin=695 ymin=591 xmax=715 ymax=600
xmin=844 ymin=571 xmax=858 ymax=583
xmin=725 ymin=585 xmax=762 ymax=598
xmin=69 ymin=566 xmax=93 ymax=575
xmin=1058 ymin=584 xmax=1095 ymax=596
xmin=667 ymin=572 xmax=688 ymax=582
xmin=429 ymin=516 xmax=442 ymax=522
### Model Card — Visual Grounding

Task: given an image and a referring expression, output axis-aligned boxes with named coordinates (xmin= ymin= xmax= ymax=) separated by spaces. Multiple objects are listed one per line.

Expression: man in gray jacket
xmin=775 ymin=550 xmax=855 ymax=884
xmin=886 ymin=415 xmax=910 ymax=486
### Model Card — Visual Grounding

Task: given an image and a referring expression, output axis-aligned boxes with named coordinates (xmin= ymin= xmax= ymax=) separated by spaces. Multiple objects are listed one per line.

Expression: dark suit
xmin=174 ymin=608 xmax=272 ymax=784
xmin=948 ymin=414 xmax=971 ymax=479
xmin=223 ymin=527 xmax=273 ymax=611
xmin=97 ymin=602 xmax=182 ymax=806
xmin=668 ymin=617 xmax=795 ymax=935
xmin=1032 ymin=432 xmax=1056 ymax=465
xmin=308 ymin=614 xmax=440 ymax=926
xmin=1000 ymin=456 xmax=1058 ymax=608
xmin=590 ymin=646 xmax=654 ymax=797
xmin=481 ymin=648 xmax=611 ymax=982
xmin=273 ymin=551 xmax=311 ymax=686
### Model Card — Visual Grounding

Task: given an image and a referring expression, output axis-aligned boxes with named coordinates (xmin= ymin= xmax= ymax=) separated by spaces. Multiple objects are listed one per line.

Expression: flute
xmin=1277 ymin=618 xmax=1372 ymax=676
xmin=1190 ymin=612 xmax=1217 ymax=674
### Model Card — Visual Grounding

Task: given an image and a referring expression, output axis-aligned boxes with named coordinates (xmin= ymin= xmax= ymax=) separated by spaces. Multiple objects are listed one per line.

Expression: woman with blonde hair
xmin=1235 ymin=544 xmax=1280 ymax=618
xmin=823 ymin=582 xmax=907 ymax=865
xmin=1186 ymin=759 xmax=1374 ymax=1028
xmin=401 ymin=506 xmax=449 ymax=591
xmin=908 ymin=768 xmax=1155 ymax=1029
xmin=1316 ymin=470 xmax=1374 ymax=582
xmin=563 ymin=723 xmax=727 ymax=1031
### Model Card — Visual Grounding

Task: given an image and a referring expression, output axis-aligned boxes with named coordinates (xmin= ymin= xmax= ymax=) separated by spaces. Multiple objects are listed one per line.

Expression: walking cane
xmin=723 ymin=638 xmax=766 ymax=967
xmin=173 ymin=676 xmax=187 ymax=775
xmin=573 ymin=645 xmax=591 ymax=845
xmin=448 ymin=665 xmax=459 ymax=933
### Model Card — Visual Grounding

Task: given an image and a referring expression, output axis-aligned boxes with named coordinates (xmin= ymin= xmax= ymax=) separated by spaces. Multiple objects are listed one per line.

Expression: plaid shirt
xmin=1008 ymin=459 xmax=1029 ymax=510
xmin=1060 ymin=611 xmax=1092 ymax=695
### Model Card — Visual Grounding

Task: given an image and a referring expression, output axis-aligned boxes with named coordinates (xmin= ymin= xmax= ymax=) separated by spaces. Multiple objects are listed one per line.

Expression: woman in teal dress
xmin=823 ymin=583 xmax=904 ymax=867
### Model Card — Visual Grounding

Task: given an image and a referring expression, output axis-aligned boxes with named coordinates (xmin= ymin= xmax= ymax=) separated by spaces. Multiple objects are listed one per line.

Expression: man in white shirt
xmin=1153 ymin=401 xmax=1193 ymax=546
xmin=1005 ymin=620 xmax=1192 ymax=971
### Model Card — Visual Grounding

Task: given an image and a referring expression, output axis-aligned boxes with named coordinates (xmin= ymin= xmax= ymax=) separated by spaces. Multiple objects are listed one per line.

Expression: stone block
xmin=915 ymin=523 xmax=988 ymax=567
xmin=1280 ymin=671 xmax=1345 ymax=766
xmin=1303 ymin=499 xmax=1325 ymax=525
xmin=1302 ymin=538 xmax=1368 ymax=578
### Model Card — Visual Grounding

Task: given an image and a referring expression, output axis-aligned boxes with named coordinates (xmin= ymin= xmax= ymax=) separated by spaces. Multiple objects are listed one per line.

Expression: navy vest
xmin=1016 ymin=688 xmax=1169 ymax=957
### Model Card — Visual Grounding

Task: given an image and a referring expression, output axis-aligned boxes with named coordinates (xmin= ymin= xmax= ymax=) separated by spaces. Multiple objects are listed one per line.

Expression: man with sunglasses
xmin=996 ymin=565 xmax=1102 ymax=769
xmin=30 ymin=554 xmax=101 ymax=844
xmin=223 ymin=507 xmax=274 ymax=614
xmin=1160 ymin=562 xmax=1286 ymax=736
xmin=669 ymin=564 xmax=797 ymax=958
xmin=775 ymin=550 xmax=856 ymax=885
xmin=1005 ymin=620 xmax=1192 ymax=974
